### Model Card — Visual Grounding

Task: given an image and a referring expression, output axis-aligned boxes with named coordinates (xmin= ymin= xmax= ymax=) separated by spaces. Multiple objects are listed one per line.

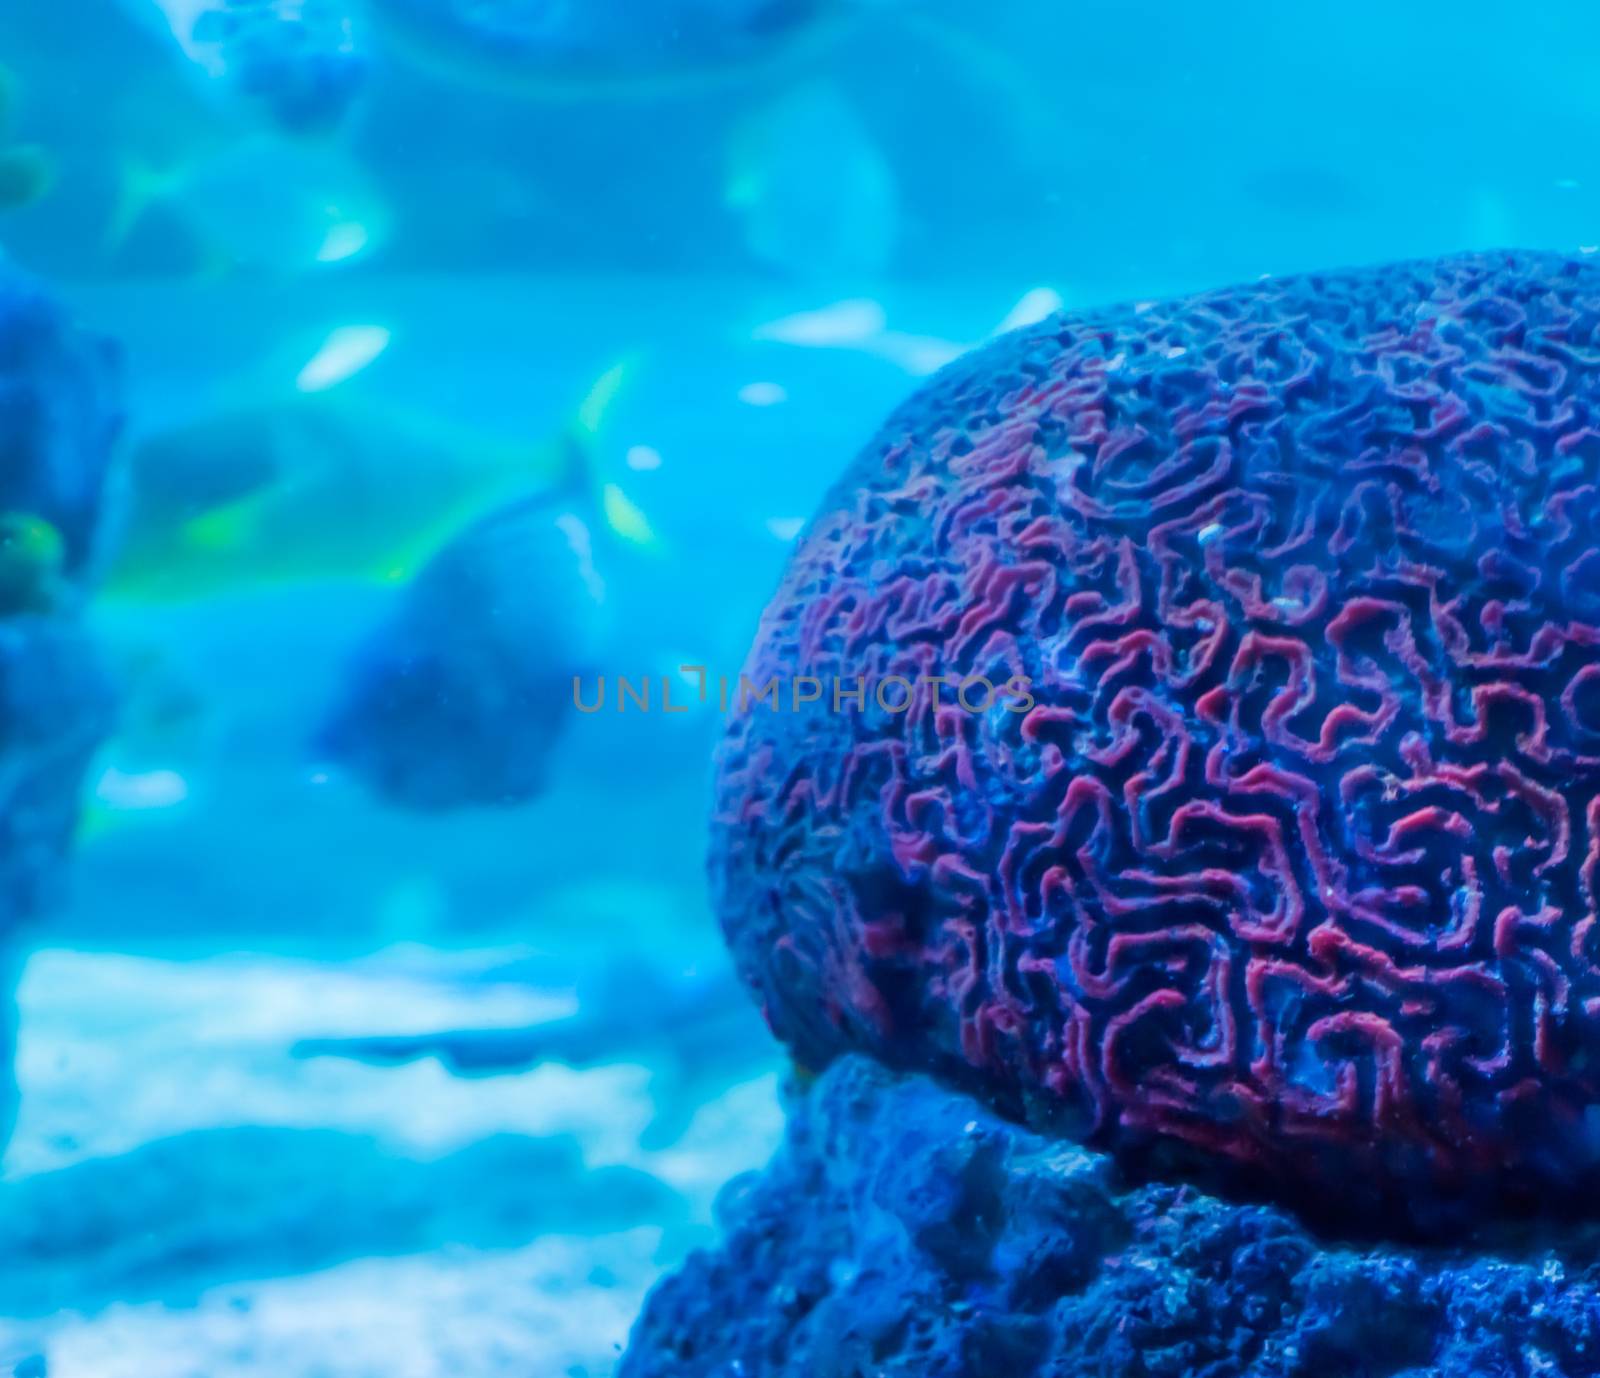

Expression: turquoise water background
xmin=1 ymin=2 xmax=1598 ymax=1374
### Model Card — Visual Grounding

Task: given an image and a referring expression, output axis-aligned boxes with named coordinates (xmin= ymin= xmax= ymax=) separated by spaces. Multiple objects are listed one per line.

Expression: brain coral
xmin=712 ymin=250 xmax=1600 ymax=1219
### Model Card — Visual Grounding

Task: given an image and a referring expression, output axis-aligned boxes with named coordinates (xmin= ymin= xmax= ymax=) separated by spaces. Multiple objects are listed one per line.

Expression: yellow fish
xmin=109 ymin=360 xmax=656 ymax=603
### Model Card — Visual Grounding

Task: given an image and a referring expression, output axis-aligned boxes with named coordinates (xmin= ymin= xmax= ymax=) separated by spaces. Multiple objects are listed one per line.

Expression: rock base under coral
xmin=622 ymin=1056 xmax=1600 ymax=1378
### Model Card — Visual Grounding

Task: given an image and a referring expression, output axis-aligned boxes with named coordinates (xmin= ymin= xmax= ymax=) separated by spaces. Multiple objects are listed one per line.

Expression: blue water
xmin=1 ymin=1 xmax=1598 ymax=1373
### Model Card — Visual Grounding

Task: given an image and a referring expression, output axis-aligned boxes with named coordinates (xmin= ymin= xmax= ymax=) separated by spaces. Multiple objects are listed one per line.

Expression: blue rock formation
xmin=0 ymin=264 xmax=121 ymax=1146
xmin=0 ymin=265 xmax=121 ymax=915
xmin=0 ymin=617 xmax=115 ymax=921
xmin=0 ymin=271 xmax=122 ymax=586
xmin=192 ymin=0 xmax=366 ymax=135
xmin=622 ymin=1055 xmax=1600 ymax=1378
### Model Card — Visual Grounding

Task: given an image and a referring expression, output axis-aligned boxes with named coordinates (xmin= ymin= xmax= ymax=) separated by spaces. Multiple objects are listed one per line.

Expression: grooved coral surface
xmin=712 ymin=251 xmax=1600 ymax=1215
xmin=621 ymin=1056 xmax=1600 ymax=1378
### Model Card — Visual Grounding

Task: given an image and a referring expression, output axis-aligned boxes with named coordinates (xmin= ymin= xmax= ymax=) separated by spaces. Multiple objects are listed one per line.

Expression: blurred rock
xmin=0 ymin=265 xmax=122 ymax=1147
xmin=189 ymin=0 xmax=367 ymax=137
xmin=0 ymin=270 xmax=123 ymax=586
xmin=0 ymin=617 xmax=115 ymax=921
xmin=622 ymin=1055 xmax=1600 ymax=1378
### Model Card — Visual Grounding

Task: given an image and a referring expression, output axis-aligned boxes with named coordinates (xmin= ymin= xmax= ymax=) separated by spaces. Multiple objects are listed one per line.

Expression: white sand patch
xmin=8 ymin=951 xmax=664 ymax=1178
xmin=0 ymin=1230 xmax=660 ymax=1378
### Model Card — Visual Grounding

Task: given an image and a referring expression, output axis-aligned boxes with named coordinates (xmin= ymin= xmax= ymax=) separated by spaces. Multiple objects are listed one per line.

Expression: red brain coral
xmin=712 ymin=250 xmax=1600 ymax=1215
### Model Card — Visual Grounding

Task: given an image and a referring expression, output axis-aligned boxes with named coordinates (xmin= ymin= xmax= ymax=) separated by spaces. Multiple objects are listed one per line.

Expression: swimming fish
xmin=726 ymin=81 xmax=897 ymax=281
xmin=304 ymin=364 xmax=655 ymax=810
xmin=123 ymin=0 xmax=366 ymax=134
xmin=313 ymin=479 xmax=601 ymax=809
xmin=312 ymin=420 xmax=655 ymax=810
xmin=365 ymin=0 xmax=904 ymax=96
xmin=109 ymin=365 xmax=636 ymax=601
xmin=110 ymin=132 xmax=387 ymax=272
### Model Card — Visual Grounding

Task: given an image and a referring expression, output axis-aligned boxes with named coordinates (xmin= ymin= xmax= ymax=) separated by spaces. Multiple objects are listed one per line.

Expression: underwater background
xmin=2 ymin=2 xmax=1600 ymax=1374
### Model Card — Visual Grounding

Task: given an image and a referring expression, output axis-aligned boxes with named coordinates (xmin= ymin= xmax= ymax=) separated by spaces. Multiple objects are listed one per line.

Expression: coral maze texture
xmin=712 ymin=251 xmax=1600 ymax=1216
